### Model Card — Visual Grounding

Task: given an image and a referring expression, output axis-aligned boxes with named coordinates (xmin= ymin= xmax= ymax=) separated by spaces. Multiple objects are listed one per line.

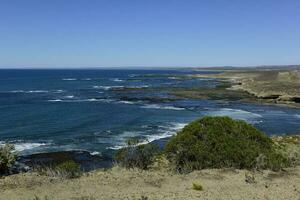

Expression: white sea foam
xmin=90 ymin=151 xmax=101 ymax=156
xmin=141 ymin=122 xmax=187 ymax=145
xmin=48 ymin=98 xmax=113 ymax=103
xmin=82 ymin=78 xmax=92 ymax=81
xmin=118 ymin=101 xmax=135 ymax=104
xmin=14 ymin=142 xmax=47 ymax=152
xmin=10 ymin=90 xmax=49 ymax=93
xmin=207 ymin=108 xmax=263 ymax=124
xmin=107 ymin=122 xmax=187 ymax=150
xmin=168 ymin=77 xmax=179 ymax=80
xmin=53 ymin=90 xmax=65 ymax=93
xmin=48 ymin=99 xmax=63 ymax=102
xmin=64 ymin=95 xmax=75 ymax=99
xmin=62 ymin=78 xmax=77 ymax=81
xmin=93 ymin=85 xmax=124 ymax=90
xmin=295 ymin=114 xmax=300 ymax=119
xmin=141 ymin=104 xmax=185 ymax=110
xmin=110 ymin=78 xmax=124 ymax=82
xmin=0 ymin=142 xmax=48 ymax=152
xmin=127 ymin=85 xmax=149 ymax=89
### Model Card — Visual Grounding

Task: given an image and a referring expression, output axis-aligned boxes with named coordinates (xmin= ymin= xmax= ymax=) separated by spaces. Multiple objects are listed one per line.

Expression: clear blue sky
xmin=0 ymin=0 xmax=299 ymax=68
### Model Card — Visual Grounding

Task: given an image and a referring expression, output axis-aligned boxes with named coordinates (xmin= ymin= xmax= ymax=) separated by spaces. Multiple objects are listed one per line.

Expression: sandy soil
xmin=192 ymin=69 xmax=300 ymax=107
xmin=1 ymin=166 xmax=299 ymax=200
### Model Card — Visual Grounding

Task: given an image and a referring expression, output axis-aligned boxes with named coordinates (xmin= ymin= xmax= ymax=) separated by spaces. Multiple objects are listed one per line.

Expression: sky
xmin=0 ymin=0 xmax=300 ymax=68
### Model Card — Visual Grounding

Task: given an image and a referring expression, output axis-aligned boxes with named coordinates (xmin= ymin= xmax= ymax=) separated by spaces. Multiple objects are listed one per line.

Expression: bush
xmin=192 ymin=182 xmax=203 ymax=191
xmin=115 ymin=138 xmax=160 ymax=170
xmin=38 ymin=160 xmax=82 ymax=179
xmin=165 ymin=116 xmax=286 ymax=172
xmin=0 ymin=144 xmax=17 ymax=175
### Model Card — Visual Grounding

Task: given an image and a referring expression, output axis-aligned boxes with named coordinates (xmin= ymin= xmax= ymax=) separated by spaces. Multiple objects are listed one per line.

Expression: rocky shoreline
xmin=8 ymin=150 xmax=113 ymax=176
xmin=191 ymin=68 xmax=300 ymax=107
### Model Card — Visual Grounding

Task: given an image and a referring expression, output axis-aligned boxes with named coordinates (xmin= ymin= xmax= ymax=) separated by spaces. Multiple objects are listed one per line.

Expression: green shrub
xmin=115 ymin=138 xmax=160 ymax=170
xmin=192 ymin=182 xmax=203 ymax=191
xmin=165 ymin=116 xmax=286 ymax=172
xmin=38 ymin=160 xmax=82 ymax=179
xmin=0 ymin=144 xmax=17 ymax=175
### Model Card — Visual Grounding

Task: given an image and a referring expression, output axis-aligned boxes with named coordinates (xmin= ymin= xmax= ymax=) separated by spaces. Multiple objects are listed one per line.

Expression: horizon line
xmin=0 ymin=64 xmax=300 ymax=70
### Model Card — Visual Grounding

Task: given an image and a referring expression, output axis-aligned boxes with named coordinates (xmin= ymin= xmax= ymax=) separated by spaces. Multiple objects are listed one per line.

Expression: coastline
xmin=187 ymin=69 xmax=300 ymax=108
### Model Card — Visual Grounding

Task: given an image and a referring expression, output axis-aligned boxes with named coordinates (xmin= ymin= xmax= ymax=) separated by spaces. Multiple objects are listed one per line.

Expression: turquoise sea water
xmin=0 ymin=69 xmax=300 ymax=156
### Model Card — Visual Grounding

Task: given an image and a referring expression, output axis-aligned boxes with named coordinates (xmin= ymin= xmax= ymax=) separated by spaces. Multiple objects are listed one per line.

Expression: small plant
xmin=139 ymin=195 xmax=149 ymax=200
xmin=245 ymin=172 xmax=256 ymax=184
xmin=192 ymin=182 xmax=203 ymax=191
xmin=0 ymin=144 xmax=17 ymax=175
xmin=70 ymin=196 xmax=96 ymax=200
xmin=38 ymin=160 xmax=82 ymax=179
xmin=115 ymin=138 xmax=160 ymax=170
xmin=32 ymin=195 xmax=50 ymax=200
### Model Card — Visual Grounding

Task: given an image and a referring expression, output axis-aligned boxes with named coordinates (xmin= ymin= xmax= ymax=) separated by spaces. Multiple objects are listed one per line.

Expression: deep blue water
xmin=0 ymin=69 xmax=300 ymax=156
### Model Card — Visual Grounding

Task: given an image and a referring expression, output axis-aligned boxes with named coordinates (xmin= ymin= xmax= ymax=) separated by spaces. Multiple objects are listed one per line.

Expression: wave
xmin=10 ymin=90 xmax=49 ymax=93
xmin=62 ymin=78 xmax=77 ymax=81
xmin=295 ymin=114 xmax=300 ymax=119
xmin=206 ymin=108 xmax=263 ymax=124
xmin=141 ymin=122 xmax=187 ymax=144
xmin=65 ymin=95 xmax=75 ymax=99
xmin=48 ymin=98 xmax=114 ymax=103
xmin=82 ymin=78 xmax=92 ymax=81
xmin=110 ymin=78 xmax=124 ymax=82
xmin=93 ymin=85 xmax=124 ymax=90
xmin=0 ymin=141 xmax=49 ymax=152
xmin=141 ymin=104 xmax=185 ymax=110
xmin=127 ymin=85 xmax=149 ymax=89
xmin=8 ymin=89 xmax=65 ymax=94
xmin=48 ymin=99 xmax=63 ymax=102
xmin=118 ymin=101 xmax=135 ymax=104
xmin=89 ymin=151 xmax=101 ymax=156
xmin=53 ymin=90 xmax=65 ymax=93
xmin=107 ymin=122 xmax=187 ymax=150
xmin=14 ymin=142 xmax=48 ymax=152
xmin=168 ymin=76 xmax=180 ymax=80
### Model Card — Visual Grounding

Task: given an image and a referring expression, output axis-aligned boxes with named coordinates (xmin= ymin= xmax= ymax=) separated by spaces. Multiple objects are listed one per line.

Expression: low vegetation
xmin=165 ymin=116 xmax=289 ymax=172
xmin=0 ymin=144 xmax=17 ymax=175
xmin=192 ymin=182 xmax=203 ymax=191
xmin=114 ymin=138 xmax=160 ymax=170
xmin=36 ymin=160 xmax=82 ymax=179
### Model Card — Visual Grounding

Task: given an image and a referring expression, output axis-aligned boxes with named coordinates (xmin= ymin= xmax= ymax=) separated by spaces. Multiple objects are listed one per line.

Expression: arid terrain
xmin=0 ymin=166 xmax=299 ymax=200
xmin=190 ymin=68 xmax=300 ymax=107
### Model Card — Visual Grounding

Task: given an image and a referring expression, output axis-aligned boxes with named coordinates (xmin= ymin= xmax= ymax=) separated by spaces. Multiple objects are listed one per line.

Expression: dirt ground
xmin=1 ymin=166 xmax=299 ymax=200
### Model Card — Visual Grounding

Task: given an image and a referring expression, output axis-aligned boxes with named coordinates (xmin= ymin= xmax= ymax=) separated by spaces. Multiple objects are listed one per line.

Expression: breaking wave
xmin=141 ymin=104 xmax=185 ymax=110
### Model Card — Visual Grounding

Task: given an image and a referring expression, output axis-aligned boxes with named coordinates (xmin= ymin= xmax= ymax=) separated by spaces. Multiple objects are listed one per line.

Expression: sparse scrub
xmin=115 ymin=138 xmax=160 ymax=170
xmin=245 ymin=172 xmax=256 ymax=184
xmin=192 ymin=182 xmax=203 ymax=191
xmin=272 ymin=135 xmax=300 ymax=167
xmin=37 ymin=160 xmax=82 ymax=179
xmin=32 ymin=195 xmax=51 ymax=200
xmin=0 ymin=144 xmax=17 ymax=175
xmin=165 ymin=116 xmax=289 ymax=172
xmin=139 ymin=195 xmax=149 ymax=200
xmin=70 ymin=196 xmax=96 ymax=200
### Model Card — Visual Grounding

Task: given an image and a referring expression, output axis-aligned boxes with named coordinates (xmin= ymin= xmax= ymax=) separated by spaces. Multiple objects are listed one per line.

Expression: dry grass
xmin=0 ymin=165 xmax=299 ymax=200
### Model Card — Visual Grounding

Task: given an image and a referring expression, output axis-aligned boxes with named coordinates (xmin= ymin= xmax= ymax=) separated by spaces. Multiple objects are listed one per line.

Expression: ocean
xmin=0 ymin=69 xmax=300 ymax=157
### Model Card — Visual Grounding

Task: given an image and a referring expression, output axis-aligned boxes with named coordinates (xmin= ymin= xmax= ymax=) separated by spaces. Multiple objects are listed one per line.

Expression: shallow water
xmin=0 ymin=69 xmax=300 ymax=156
